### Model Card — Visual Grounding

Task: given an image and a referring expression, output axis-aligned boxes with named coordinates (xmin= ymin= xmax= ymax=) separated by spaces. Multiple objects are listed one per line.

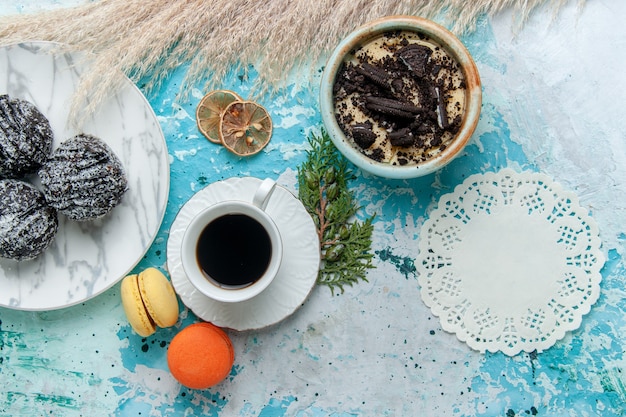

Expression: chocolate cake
xmin=0 ymin=94 xmax=54 ymax=179
xmin=39 ymin=134 xmax=128 ymax=221
xmin=0 ymin=179 xmax=58 ymax=261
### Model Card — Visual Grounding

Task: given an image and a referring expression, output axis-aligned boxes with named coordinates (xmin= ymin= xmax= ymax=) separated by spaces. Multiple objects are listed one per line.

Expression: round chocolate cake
xmin=0 ymin=94 xmax=54 ymax=179
xmin=39 ymin=134 xmax=128 ymax=221
xmin=0 ymin=179 xmax=59 ymax=261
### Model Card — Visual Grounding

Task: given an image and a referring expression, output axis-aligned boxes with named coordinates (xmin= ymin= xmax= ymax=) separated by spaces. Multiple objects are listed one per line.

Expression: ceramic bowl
xmin=320 ymin=15 xmax=482 ymax=179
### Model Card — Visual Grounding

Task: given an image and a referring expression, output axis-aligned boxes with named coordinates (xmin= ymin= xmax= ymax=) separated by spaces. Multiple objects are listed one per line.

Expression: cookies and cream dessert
xmin=333 ymin=30 xmax=466 ymax=166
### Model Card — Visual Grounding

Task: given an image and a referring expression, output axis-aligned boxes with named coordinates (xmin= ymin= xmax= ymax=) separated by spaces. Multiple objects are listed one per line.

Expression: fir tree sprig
xmin=297 ymin=129 xmax=376 ymax=294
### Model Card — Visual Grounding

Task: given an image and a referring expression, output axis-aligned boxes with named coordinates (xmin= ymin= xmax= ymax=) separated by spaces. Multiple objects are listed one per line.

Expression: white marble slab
xmin=0 ymin=41 xmax=169 ymax=310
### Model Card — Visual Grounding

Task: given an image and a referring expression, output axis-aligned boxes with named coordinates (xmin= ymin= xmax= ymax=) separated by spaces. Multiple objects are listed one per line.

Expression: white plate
xmin=0 ymin=42 xmax=169 ymax=310
xmin=167 ymin=177 xmax=320 ymax=331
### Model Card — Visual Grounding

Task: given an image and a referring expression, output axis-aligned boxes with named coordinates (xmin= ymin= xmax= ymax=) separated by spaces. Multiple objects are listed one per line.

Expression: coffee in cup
xmin=196 ymin=211 xmax=272 ymax=288
xmin=181 ymin=178 xmax=282 ymax=303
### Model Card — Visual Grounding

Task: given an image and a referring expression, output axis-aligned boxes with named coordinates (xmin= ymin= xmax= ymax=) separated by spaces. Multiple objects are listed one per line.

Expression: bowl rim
xmin=320 ymin=15 xmax=482 ymax=179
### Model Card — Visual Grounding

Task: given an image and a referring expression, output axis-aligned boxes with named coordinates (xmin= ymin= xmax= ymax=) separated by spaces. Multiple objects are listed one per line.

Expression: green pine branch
xmin=297 ymin=129 xmax=376 ymax=294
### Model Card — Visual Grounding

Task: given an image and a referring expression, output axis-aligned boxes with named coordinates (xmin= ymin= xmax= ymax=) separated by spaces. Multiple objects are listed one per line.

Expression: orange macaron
xmin=167 ymin=322 xmax=235 ymax=389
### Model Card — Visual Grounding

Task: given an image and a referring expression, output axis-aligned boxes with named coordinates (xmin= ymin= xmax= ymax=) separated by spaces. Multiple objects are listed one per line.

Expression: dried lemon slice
xmin=219 ymin=101 xmax=273 ymax=156
xmin=196 ymin=90 xmax=242 ymax=144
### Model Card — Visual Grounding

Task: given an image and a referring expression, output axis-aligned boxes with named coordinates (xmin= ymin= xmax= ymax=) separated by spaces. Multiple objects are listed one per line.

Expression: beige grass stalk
xmin=0 ymin=0 xmax=583 ymax=125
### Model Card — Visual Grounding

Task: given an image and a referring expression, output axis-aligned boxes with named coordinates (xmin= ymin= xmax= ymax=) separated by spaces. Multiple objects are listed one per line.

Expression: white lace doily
xmin=416 ymin=169 xmax=604 ymax=356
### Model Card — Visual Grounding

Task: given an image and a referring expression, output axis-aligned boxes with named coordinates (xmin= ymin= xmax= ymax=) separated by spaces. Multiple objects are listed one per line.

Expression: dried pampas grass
xmin=0 ymin=0 xmax=582 ymax=123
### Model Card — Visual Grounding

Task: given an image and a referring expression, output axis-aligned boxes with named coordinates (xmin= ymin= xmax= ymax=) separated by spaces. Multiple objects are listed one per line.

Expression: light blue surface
xmin=2 ymin=1 xmax=626 ymax=416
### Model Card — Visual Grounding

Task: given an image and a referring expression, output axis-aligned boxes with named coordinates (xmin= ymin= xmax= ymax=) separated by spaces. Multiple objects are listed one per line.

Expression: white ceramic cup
xmin=181 ymin=178 xmax=282 ymax=303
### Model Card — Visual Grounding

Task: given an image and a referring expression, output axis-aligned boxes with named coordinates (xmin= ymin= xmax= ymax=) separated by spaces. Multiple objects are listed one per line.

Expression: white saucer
xmin=166 ymin=177 xmax=320 ymax=331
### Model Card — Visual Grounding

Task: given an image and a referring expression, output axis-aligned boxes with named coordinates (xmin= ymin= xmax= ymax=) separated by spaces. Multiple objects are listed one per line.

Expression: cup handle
xmin=252 ymin=178 xmax=277 ymax=211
